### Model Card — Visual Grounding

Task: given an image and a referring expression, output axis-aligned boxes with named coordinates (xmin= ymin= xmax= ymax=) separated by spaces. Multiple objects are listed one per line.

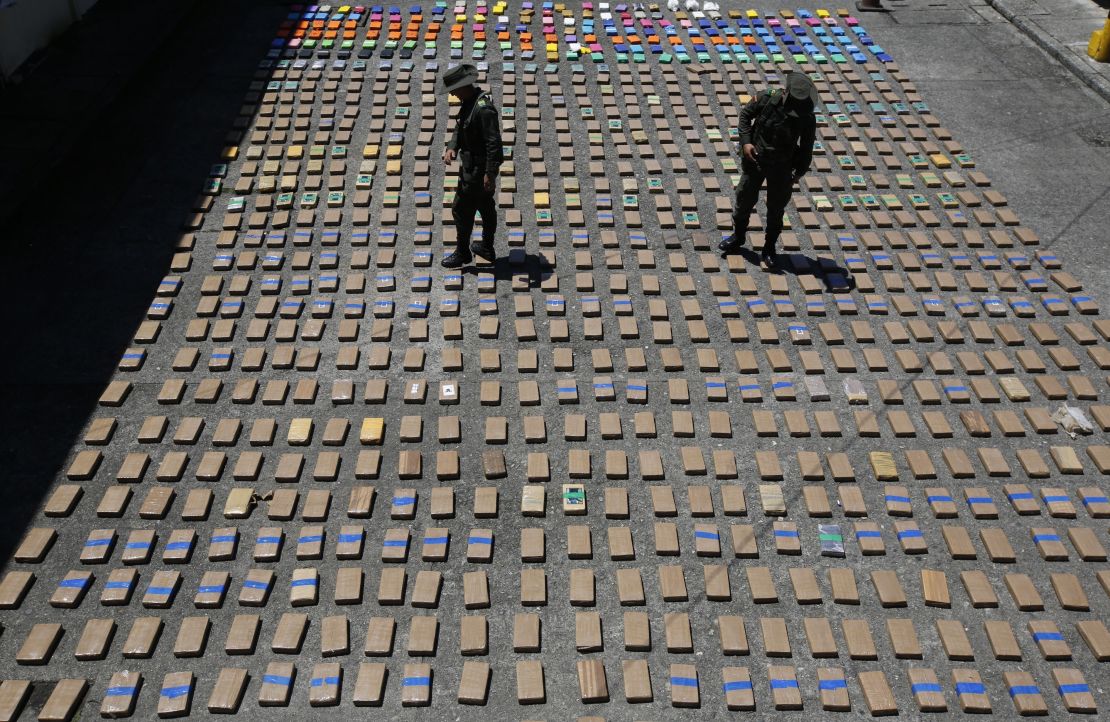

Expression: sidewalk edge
xmin=985 ymin=0 xmax=1110 ymax=104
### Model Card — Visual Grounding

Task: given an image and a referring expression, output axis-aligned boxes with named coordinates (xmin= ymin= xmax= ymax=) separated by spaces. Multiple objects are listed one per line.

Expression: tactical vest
xmin=751 ymin=89 xmax=802 ymax=164
xmin=458 ymin=92 xmax=496 ymax=183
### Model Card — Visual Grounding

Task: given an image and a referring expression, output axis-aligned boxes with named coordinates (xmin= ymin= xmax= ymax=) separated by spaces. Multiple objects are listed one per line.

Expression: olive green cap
xmin=785 ymin=71 xmax=819 ymax=105
xmin=442 ymin=64 xmax=480 ymax=93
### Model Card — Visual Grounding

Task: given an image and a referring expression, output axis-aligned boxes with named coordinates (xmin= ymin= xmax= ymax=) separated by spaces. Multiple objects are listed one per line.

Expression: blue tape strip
xmin=290 ymin=578 xmax=318 ymax=587
xmin=1032 ymin=632 xmax=1063 ymax=641
xmin=1058 ymin=683 xmax=1089 ymax=695
xmin=670 ymin=677 xmax=698 ymax=687
xmin=105 ymin=686 xmax=136 ymax=697
xmin=723 ymin=680 xmax=753 ymax=692
xmin=161 ymin=685 xmax=191 ymax=699
xmin=820 ymin=679 xmax=847 ymax=690
xmin=263 ymin=675 xmax=291 ymax=686
xmin=956 ymin=682 xmax=984 ymax=695
xmin=1009 ymin=685 xmax=1040 ymax=697
xmin=770 ymin=679 xmax=799 ymax=689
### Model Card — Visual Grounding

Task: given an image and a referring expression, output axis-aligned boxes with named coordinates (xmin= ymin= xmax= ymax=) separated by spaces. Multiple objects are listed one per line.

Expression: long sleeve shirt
xmin=737 ymin=89 xmax=816 ymax=175
xmin=447 ymin=92 xmax=504 ymax=178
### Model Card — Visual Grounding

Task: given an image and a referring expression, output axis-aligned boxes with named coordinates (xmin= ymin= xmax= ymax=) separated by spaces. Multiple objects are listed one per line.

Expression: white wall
xmin=0 ymin=0 xmax=100 ymax=80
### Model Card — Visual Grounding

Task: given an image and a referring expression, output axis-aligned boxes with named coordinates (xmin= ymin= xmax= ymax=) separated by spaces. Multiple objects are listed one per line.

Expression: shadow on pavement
xmin=730 ymin=246 xmax=856 ymax=291
xmin=0 ymin=0 xmax=288 ymax=563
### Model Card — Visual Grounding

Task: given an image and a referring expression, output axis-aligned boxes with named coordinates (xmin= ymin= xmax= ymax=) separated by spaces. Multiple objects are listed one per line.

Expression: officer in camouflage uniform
xmin=719 ymin=71 xmax=818 ymax=268
xmin=441 ymin=63 xmax=504 ymax=268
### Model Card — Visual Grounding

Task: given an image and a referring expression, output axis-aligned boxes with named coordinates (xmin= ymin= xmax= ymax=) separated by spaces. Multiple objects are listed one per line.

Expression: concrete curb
xmin=985 ymin=0 xmax=1110 ymax=104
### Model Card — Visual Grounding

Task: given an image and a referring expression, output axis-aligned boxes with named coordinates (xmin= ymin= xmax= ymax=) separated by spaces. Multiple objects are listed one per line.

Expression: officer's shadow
xmin=462 ymin=251 xmax=555 ymax=288
xmin=733 ymin=247 xmax=856 ymax=292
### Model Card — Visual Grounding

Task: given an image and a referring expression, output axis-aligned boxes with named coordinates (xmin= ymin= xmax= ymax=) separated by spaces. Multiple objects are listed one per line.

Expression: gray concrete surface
xmin=982 ymin=0 xmax=1110 ymax=102
xmin=0 ymin=1 xmax=1108 ymax=720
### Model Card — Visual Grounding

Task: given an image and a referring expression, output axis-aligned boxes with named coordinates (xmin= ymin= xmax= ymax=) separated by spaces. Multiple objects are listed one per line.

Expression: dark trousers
xmin=732 ymin=158 xmax=793 ymax=251
xmin=451 ymin=177 xmax=497 ymax=252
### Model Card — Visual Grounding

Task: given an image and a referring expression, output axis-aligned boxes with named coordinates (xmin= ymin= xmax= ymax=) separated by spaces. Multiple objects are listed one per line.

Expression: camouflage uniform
xmin=729 ymin=73 xmax=818 ymax=256
xmin=447 ymin=90 xmax=503 ymax=255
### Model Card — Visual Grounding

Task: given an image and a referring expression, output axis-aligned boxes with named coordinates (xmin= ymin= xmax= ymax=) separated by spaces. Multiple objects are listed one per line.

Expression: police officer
xmin=441 ymin=63 xmax=504 ymax=268
xmin=719 ymin=71 xmax=818 ymax=268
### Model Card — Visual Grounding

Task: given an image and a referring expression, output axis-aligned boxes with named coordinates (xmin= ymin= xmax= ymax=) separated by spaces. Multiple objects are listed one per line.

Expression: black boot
xmin=470 ymin=240 xmax=495 ymax=262
xmin=760 ymin=245 xmax=778 ymax=268
xmin=717 ymin=233 xmax=745 ymax=254
xmin=441 ymin=248 xmax=473 ymax=268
